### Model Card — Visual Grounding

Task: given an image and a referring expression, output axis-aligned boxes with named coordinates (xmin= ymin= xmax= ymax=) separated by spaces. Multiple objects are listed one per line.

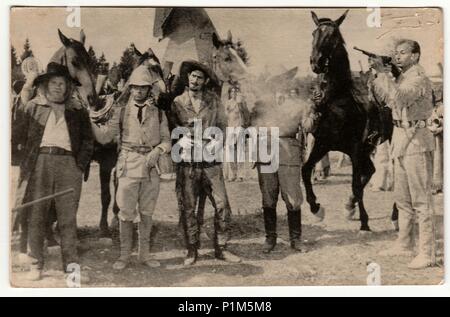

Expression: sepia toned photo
xmin=9 ymin=6 xmax=444 ymax=287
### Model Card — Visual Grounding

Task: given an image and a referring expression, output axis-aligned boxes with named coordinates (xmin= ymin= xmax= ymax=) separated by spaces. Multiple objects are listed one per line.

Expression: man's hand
xmin=369 ymin=56 xmax=392 ymax=74
xmin=311 ymin=90 xmax=324 ymax=105
xmin=24 ymin=71 xmax=39 ymax=88
xmin=145 ymin=148 xmax=162 ymax=168
xmin=177 ymin=135 xmax=193 ymax=149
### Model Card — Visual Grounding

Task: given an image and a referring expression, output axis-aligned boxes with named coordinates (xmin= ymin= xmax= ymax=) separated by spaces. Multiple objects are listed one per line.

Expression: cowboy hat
xmin=33 ymin=62 xmax=81 ymax=87
xmin=178 ymin=60 xmax=219 ymax=86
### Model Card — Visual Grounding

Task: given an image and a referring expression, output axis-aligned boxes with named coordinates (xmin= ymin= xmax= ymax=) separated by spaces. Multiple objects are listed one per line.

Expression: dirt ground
xmin=10 ymin=152 xmax=444 ymax=287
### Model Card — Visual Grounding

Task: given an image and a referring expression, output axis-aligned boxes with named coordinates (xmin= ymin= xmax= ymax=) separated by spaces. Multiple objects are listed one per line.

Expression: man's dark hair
xmin=396 ymin=39 xmax=421 ymax=61
xmin=189 ymin=68 xmax=206 ymax=78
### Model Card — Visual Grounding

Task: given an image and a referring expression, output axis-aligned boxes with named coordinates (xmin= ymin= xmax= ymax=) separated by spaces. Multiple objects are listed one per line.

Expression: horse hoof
xmin=313 ymin=206 xmax=325 ymax=222
xmin=344 ymin=206 xmax=357 ymax=220
xmin=358 ymin=230 xmax=372 ymax=237
xmin=99 ymin=228 xmax=110 ymax=238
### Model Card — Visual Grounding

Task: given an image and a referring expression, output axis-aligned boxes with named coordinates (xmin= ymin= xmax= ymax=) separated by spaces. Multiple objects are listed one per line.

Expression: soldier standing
xmin=255 ymin=87 xmax=317 ymax=253
xmin=91 ymin=65 xmax=171 ymax=270
xmin=373 ymin=39 xmax=436 ymax=269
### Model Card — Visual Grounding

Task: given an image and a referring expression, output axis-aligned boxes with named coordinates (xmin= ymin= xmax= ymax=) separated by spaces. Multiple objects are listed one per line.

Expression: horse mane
xmin=327 ymin=30 xmax=354 ymax=98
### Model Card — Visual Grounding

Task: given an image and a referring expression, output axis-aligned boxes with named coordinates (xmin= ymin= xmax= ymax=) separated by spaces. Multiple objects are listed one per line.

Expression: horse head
xmin=51 ymin=29 xmax=99 ymax=110
xmin=310 ymin=10 xmax=348 ymax=74
xmin=212 ymin=31 xmax=249 ymax=83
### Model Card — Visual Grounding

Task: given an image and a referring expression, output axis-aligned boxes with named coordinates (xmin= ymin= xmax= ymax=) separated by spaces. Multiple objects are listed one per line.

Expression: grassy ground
xmin=10 ymin=152 xmax=444 ymax=287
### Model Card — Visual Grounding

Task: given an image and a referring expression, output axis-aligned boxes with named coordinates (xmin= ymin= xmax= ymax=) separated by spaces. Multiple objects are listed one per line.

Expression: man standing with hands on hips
xmin=372 ymin=39 xmax=436 ymax=269
xmin=91 ymin=65 xmax=171 ymax=270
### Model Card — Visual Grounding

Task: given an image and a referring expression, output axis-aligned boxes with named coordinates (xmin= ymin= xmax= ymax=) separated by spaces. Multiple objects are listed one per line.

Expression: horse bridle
xmin=58 ymin=46 xmax=93 ymax=110
xmin=315 ymin=21 xmax=341 ymax=74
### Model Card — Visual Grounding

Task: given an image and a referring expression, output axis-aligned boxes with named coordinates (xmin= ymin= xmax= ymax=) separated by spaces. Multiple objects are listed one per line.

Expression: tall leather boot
xmin=113 ymin=220 xmax=133 ymax=270
xmin=138 ymin=215 xmax=160 ymax=268
xmin=408 ymin=213 xmax=435 ymax=269
xmin=184 ymin=244 xmax=198 ymax=266
xmin=379 ymin=209 xmax=414 ymax=257
xmin=263 ymin=207 xmax=277 ymax=253
xmin=287 ymin=209 xmax=302 ymax=252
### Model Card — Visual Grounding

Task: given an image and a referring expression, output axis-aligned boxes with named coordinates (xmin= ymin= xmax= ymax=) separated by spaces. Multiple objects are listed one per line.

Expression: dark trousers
xmin=175 ymin=164 xmax=231 ymax=249
xmin=257 ymin=165 xmax=302 ymax=241
xmin=26 ymin=153 xmax=82 ymax=271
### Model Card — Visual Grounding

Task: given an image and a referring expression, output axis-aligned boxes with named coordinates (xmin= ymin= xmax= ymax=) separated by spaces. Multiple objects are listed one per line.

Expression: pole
xmin=12 ymin=188 xmax=75 ymax=212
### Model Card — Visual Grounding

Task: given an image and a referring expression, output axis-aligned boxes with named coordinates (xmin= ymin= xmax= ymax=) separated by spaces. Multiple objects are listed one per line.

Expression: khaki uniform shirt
xmin=373 ymin=64 xmax=434 ymax=158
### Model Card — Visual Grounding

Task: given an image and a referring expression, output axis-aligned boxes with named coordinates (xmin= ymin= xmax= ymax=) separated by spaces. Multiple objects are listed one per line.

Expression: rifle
xmin=353 ymin=46 xmax=401 ymax=78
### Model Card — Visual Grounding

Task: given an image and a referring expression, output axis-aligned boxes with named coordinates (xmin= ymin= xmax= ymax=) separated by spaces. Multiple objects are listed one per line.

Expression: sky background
xmin=10 ymin=7 xmax=443 ymax=77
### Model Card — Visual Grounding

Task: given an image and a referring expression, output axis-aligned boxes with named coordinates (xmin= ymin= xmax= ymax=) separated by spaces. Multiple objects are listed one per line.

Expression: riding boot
xmin=263 ymin=207 xmax=277 ymax=253
xmin=110 ymin=215 xmax=120 ymax=247
xmin=408 ymin=213 xmax=435 ymax=269
xmin=379 ymin=210 xmax=414 ymax=257
xmin=184 ymin=244 xmax=198 ymax=266
xmin=113 ymin=220 xmax=133 ymax=270
xmin=287 ymin=209 xmax=302 ymax=252
xmin=138 ymin=215 xmax=160 ymax=268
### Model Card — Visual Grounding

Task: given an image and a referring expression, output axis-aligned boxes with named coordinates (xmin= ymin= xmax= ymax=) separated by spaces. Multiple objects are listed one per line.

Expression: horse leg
xmin=348 ymin=149 xmax=371 ymax=231
xmin=111 ymin=165 xmax=120 ymax=214
xmin=358 ymin=153 xmax=376 ymax=232
xmin=301 ymin=144 xmax=328 ymax=218
xmin=99 ymin=159 xmax=113 ymax=237
xmin=110 ymin=168 xmax=120 ymax=246
xmin=391 ymin=203 xmax=399 ymax=231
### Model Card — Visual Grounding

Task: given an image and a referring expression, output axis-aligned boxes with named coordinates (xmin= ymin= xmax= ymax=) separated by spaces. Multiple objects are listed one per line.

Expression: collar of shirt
xmin=401 ymin=63 xmax=422 ymax=78
xmin=127 ymin=97 xmax=154 ymax=121
xmin=188 ymin=89 xmax=203 ymax=100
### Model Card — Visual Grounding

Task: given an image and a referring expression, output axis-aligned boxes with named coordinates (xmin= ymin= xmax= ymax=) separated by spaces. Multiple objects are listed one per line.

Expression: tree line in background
xmin=11 ymin=38 xmax=143 ymax=90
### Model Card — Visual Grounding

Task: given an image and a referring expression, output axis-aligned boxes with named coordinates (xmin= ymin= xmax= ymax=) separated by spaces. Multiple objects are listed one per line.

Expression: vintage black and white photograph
xmin=9 ymin=6 xmax=444 ymax=287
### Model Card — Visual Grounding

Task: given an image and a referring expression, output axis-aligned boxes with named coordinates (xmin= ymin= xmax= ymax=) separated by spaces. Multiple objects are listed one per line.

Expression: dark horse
xmin=303 ymin=10 xmax=381 ymax=232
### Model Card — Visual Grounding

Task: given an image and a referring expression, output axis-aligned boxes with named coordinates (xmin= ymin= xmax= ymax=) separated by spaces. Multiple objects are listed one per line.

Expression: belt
xmin=121 ymin=144 xmax=153 ymax=155
xmin=393 ymin=120 xmax=427 ymax=129
xmin=177 ymin=161 xmax=221 ymax=169
xmin=39 ymin=146 xmax=72 ymax=155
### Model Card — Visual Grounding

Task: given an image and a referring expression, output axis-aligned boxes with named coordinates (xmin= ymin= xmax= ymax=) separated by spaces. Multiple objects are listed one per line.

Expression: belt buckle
xmin=401 ymin=121 xmax=410 ymax=128
xmin=48 ymin=147 xmax=56 ymax=155
xmin=418 ymin=120 xmax=426 ymax=128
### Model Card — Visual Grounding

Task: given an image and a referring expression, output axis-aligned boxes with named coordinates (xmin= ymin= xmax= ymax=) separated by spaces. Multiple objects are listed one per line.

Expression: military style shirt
xmin=373 ymin=64 xmax=435 ymax=158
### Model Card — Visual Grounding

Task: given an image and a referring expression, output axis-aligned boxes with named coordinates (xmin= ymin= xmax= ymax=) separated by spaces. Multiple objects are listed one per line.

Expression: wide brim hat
xmin=178 ymin=60 xmax=220 ymax=87
xmin=33 ymin=62 xmax=81 ymax=87
xmin=128 ymin=65 xmax=161 ymax=87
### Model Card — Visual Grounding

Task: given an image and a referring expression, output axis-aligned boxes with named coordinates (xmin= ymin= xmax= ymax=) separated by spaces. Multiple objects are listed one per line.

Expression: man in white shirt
xmin=13 ymin=62 xmax=94 ymax=281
